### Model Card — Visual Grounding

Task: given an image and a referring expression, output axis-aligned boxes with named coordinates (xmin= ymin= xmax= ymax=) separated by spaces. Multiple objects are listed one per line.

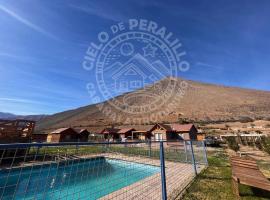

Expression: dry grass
xmin=258 ymin=160 xmax=270 ymax=178
xmin=181 ymin=149 xmax=270 ymax=200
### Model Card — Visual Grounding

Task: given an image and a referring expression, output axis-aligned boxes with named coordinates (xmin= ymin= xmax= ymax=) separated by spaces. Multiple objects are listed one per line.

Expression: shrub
xmin=247 ymin=140 xmax=254 ymax=147
xmin=239 ymin=116 xmax=254 ymax=123
xmin=255 ymin=139 xmax=263 ymax=150
xmin=226 ymin=136 xmax=240 ymax=152
xmin=261 ymin=137 xmax=270 ymax=154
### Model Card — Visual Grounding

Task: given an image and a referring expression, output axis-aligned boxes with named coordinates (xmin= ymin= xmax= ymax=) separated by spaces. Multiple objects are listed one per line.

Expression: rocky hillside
xmin=36 ymin=77 xmax=270 ymax=132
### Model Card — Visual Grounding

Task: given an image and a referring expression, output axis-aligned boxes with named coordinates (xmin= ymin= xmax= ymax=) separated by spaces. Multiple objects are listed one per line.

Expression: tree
xmin=226 ymin=137 xmax=240 ymax=152
xmin=261 ymin=137 xmax=270 ymax=154
xmin=255 ymin=139 xmax=263 ymax=150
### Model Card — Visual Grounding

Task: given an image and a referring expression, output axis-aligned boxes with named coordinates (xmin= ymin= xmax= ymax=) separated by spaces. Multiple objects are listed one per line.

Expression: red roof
xmin=117 ymin=128 xmax=136 ymax=134
xmin=74 ymin=128 xmax=90 ymax=134
xmin=51 ymin=128 xmax=73 ymax=134
xmin=171 ymin=124 xmax=195 ymax=132
xmin=51 ymin=128 xmax=90 ymax=135
xmin=149 ymin=123 xmax=196 ymax=133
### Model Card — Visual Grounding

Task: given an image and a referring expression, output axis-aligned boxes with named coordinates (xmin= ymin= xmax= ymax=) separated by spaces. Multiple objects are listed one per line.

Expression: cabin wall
xmin=151 ymin=129 xmax=167 ymax=141
xmin=180 ymin=127 xmax=198 ymax=140
xmin=49 ymin=134 xmax=61 ymax=143
xmin=78 ymin=130 xmax=90 ymax=142
xmin=78 ymin=135 xmax=89 ymax=142
xmin=103 ymin=132 xmax=119 ymax=140
xmin=119 ymin=131 xmax=132 ymax=139
xmin=32 ymin=134 xmax=48 ymax=143
xmin=138 ymin=134 xmax=145 ymax=140
xmin=197 ymin=134 xmax=205 ymax=141
xmin=182 ymin=132 xmax=190 ymax=140
xmin=59 ymin=131 xmax=78 ymax=142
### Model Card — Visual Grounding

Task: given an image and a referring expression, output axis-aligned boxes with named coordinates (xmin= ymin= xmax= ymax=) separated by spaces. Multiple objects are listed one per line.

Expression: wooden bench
xmin=230 ymin=156 xmax=270 ymax=198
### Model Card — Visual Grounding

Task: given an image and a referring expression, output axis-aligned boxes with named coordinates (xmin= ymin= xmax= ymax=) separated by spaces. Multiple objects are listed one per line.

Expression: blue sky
xmin=0 ymin=0 xmax=270 ymax=115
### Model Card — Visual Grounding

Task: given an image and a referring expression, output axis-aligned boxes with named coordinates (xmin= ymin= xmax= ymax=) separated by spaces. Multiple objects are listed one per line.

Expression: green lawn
xmin=257 ymin=160 xmax=270 ymax=179
xmin=29 ymin=144 xmax=202 ymax=163
xmin=182 ymin=149 xmax=270 ymax=200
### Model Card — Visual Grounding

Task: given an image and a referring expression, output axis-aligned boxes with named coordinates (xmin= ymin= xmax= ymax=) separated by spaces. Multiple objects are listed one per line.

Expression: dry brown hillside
xmin=36 ymin=77 xmax=270 ymax=132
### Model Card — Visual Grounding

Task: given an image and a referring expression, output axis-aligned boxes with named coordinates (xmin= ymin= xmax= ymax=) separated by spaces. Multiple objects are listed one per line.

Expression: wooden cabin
xmin=32 ymin=128 xmax=90 ymax=143
xmin=100 ymin=128 xmax=120 ymax=141
xmin=171 ymin=124 xmax=198 ymax=140
xmin=129 ymin=125 xmax=153 ymax=141
xmin=0 ymin=119 xmax=35 ymax=143
xmin=149 ymin=124 xmax=174 ymax=141
xmin=0 ymin=120 xmax=35 ymax=165
xmin=32 ymin=133 xmax=48 ymax=143
xmin=88 ymin=133 xmax=104 ymax=142
xmin=117 ymin=128 xmax=136 ymax=140
xmin=47 ymin=128 xmax=89 ymax=143
xmin=47 ymin=128 xmax=76 ymax=143
xmin=74 ymin=128 xmax=90 ymax=142
xmin=149 ymin=123 xmax=198 ymax=141
xmin=131 ymin=130 xmax=151 ymax=141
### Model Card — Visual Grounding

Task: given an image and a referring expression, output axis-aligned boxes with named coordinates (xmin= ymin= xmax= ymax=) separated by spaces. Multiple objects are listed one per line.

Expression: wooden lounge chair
xmin=230 ymin=156 xmax=270 ymax=198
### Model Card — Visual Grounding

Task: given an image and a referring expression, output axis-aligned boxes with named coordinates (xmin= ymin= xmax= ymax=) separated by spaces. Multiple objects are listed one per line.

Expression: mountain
xmin=0 ymin=112 xmax=48 ymax=121
xmin=36 ymin=77 xmax=270 ymax=132
xmin=0 ymin=112 xmax=17 ymax=119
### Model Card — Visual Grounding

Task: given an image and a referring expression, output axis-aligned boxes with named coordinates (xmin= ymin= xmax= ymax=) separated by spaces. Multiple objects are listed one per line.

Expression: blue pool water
xmin=0 ymin=157 xmax=159 ymax=200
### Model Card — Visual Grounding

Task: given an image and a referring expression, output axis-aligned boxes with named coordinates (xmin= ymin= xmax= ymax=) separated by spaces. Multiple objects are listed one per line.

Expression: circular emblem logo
xmin=83 ymin=19 xmax=190 ymax=124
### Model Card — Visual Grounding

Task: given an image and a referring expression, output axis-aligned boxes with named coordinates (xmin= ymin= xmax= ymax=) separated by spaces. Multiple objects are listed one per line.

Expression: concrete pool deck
xmin=91 ymin=153 xmax=205 ymax=200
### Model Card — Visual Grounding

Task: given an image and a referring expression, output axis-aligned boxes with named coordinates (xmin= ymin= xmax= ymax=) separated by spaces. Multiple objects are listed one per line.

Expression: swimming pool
xmin=0 ymin=157 xmax=159 ymax=200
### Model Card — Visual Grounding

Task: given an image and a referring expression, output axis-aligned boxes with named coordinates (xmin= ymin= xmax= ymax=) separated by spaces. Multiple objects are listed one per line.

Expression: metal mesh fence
xmin=0 ymin=141 xmax=207 ymax=200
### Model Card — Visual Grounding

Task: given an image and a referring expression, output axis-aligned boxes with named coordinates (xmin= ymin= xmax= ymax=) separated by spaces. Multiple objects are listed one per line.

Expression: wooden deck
xmin=231 ymin=156 xmax=270 ymax=198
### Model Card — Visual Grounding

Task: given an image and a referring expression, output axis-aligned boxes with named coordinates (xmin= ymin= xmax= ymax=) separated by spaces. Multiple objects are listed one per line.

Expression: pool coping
xmin=98 ymin=153 xmax=204 ymax=200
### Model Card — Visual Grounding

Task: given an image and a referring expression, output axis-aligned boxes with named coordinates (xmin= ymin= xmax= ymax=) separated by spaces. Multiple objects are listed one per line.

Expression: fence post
xmin=160 ymin=141 xmax=167 ymax=200
xmin=184 ymin=140 xmax=188 ymax=163
xmin=76 ymin=144 xmax=79 ymax=154
xmin=190 ymin=140 xmax=197 ymax=175
xmin=37 ymin=146 xmax=40 ymax=156
xmin=202 ymin=140 xmax=208 ymax=166
xmin=149 ymin=140 xmax=152 ymax=157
